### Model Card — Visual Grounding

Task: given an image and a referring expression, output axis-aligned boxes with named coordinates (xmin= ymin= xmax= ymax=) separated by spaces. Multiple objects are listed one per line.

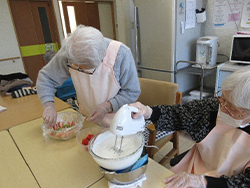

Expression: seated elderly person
xmin=130 ymin=68 xmax=250 ymax=188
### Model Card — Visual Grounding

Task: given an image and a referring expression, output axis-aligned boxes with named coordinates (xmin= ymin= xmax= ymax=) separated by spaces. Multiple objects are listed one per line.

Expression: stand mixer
xmin=89 ymin=104 xmax=148 ymax=184
xmin=110 ymin=104 xmax=145 ymax=154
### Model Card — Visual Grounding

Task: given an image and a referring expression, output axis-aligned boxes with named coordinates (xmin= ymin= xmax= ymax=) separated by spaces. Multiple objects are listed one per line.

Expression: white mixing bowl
xmin=89 ymin=130 xmax=144 ymax=171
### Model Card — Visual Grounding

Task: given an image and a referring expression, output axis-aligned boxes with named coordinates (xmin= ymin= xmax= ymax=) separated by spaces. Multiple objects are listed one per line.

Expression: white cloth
xmin=0 ymin=105 xmax=7 ymax=112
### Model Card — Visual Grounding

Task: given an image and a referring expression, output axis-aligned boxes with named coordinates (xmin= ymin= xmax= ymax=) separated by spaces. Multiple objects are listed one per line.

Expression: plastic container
xmin=41 ymin=111 xmax=85 ymax=140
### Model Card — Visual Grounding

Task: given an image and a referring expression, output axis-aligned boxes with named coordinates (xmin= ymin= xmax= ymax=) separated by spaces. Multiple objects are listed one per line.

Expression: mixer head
xmin=110 ymin=104 xmax=145 ymax=154
xmin=110 ymin=104 xmax=145 ymax=137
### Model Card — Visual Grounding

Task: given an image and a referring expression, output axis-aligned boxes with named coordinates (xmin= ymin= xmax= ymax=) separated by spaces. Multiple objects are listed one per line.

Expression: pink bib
xmin=171 ymin=117 xmax=250 ymax=177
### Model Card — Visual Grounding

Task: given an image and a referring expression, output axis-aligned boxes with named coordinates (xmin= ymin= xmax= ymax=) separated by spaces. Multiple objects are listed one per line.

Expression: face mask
xmin=218 ymin=106 xmax=250 ymax=128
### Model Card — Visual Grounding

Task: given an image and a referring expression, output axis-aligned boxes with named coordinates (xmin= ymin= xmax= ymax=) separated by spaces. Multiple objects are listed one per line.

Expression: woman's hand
xmin=164 ymin=172 xmax=207 ymax=188
xmin=129 ymin=102 xmax=153 ymax=119
xmin=87 ymin=101 xmax=112 ymax=126
xmin=43 ymin=102 xmax=57 ymax=128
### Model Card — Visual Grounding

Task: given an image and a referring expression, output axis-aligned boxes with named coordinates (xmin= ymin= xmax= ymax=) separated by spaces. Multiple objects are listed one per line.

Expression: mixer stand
xmin=108 ymin=174 xmax=146 ymax=188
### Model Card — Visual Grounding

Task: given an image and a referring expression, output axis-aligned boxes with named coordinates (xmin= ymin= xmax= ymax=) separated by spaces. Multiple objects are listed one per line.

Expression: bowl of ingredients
xmin=41 ymin=111 xmax=85 ymax=140
xmin=76 ymin=126 xmax=106 ymax=152
xmin=89 ymin=130 xmax=145 ymax=171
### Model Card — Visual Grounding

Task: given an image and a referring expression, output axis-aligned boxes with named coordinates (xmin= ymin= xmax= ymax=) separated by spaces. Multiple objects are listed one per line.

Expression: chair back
xmin=138 ymin=78 xmax=181 ymax=106
xmin=138 ymin=77 xmax=182 ymax=164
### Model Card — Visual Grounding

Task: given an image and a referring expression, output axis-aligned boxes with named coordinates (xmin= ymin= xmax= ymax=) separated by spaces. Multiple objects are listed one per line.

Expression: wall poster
xmin=213 ymin=0 xmax=243 ymax=29
xmin=241 ymin=0 xmax=250 ymax=28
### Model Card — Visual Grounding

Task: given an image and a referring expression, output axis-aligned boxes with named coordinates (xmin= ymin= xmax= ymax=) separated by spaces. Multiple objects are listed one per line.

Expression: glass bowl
xmin=89 ymin=130 xmax=144 ymax=171
xmin=41 ymin=111 xmax=85 ymax=140
xmin=76 ymin=126 xmax=106 ymax=152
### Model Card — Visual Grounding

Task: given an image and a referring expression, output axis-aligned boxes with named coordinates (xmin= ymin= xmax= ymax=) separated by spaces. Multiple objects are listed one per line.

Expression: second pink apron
xmin=171 ymin=116 xmax=250 ymax=177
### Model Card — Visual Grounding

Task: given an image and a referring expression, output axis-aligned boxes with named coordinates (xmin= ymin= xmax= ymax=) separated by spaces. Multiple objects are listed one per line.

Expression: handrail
xmin=0 ymin=57 xmax=20 ymax=63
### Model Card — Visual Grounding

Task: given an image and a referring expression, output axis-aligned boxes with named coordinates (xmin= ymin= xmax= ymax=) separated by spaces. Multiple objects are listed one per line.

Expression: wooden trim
xmin=48 ymin=0 xmax=61 ymax=48
xmin=0 ymin=57 xmax=20 ymax=62
xmin=9 ymin=0 xmax=50 ymax=1
xmin=176 ymin=91 xmax=182 ymax=104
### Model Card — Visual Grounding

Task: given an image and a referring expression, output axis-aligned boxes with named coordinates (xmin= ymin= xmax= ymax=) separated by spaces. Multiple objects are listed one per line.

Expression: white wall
xmin=0 ymin=0 xmax=25 ymax=74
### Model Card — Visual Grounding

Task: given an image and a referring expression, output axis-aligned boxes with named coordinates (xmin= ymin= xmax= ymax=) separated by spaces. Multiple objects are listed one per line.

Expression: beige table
xmin=9 ymin=109 xmax=103 ymax=188
xmin=0 ymin=130 xmax=39 ymax=188
xmin=0 ymin=94 xmax=70 ymax=130
xmin=9 ymin=108 xmax=174 ymax=188
xmin=89 ymin=158 xmax=174 ymax=188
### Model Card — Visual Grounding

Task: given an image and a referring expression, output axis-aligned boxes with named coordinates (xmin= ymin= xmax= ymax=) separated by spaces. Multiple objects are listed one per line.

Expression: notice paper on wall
xmin=213 ymin=0 xmax=243 ymax=29
xmin=185 ymin=0 xmax=196 ymax=29
xmin=0 ymin=105 xmax=7 ymax=112
xmin=241 ymin=0 xmax=250 ymax=28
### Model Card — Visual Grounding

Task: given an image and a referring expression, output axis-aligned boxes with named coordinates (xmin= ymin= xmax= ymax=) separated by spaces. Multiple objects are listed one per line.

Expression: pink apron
xmin=171 ymin=117 xmax=250 ymax=177
xmin=69 ymin=40 xmax=121 ymax=127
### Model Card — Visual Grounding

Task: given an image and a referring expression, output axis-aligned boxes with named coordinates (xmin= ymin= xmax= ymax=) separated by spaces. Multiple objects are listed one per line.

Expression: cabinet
xmin=215 ymin=61 xmax=250 ymax=92
xmin=175 ymin=61 xmax=217 ymax=100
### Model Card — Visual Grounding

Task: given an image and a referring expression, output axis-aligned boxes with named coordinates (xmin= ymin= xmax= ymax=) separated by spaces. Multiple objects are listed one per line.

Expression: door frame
xmin=59 ymin=0 xmax=116 ymax=39
xmin=8 ymin=0 xmax=61 ymax=83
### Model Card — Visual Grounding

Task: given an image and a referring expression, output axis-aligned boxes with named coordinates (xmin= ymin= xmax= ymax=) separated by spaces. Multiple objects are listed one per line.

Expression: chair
xmin=138 ymin=77 xmax=182 ymax=165
xmin=55 ymin=77 xmax=76 ymax=101
xmin=55 ymin=77 xmax=79 ymax=111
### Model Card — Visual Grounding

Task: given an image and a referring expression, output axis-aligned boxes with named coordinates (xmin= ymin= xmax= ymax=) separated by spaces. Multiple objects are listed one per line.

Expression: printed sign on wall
xmin=213 ymin=0 xmax=243 ymax=29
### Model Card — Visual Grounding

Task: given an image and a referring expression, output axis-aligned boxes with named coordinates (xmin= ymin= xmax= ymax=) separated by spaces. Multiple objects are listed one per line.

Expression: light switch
xmin=179 ymin=2 xmax=185 ymax=14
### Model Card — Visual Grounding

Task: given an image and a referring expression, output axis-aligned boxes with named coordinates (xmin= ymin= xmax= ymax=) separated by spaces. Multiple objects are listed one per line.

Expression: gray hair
xmin=43 ymin=50 xmax=56 ymax=63
xmin=65 ymin=25 xmax=106 ymax=68
xmin=222 ymin=68 xmax=250 ymax=109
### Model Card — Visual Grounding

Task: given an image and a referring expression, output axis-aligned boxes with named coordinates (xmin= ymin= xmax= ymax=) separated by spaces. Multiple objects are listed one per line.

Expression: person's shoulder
xmin=204 ymin=97 xmax=217 ymax=103
xmin=193 ymin=97 xmax=217 ymax=103
xmin=104 ymin=37 xmax=111 ymax=44
xmin=185 ymin=97 xmax=218 ymax=108
xmin=105 ymin=37 xmax=129 ymax=49
xmin=55 ymin=45 xmax=67 ymax=55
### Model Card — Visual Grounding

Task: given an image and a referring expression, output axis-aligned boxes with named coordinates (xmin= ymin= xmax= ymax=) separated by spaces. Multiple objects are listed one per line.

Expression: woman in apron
xmin=37 ymin=25 xmax=140 ymax=128
xmin=130 ymin=68 xmax=250 ymax=188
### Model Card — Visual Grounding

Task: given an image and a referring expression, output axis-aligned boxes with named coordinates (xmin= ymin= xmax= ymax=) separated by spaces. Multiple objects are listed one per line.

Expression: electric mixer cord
xmin=145 ymin=145 xmax=174 ymax=159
